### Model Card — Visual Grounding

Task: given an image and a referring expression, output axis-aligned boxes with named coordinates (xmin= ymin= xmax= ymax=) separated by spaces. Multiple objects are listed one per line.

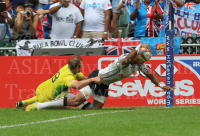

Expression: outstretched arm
xmin=71 ymin=76 xmax=101 ymax=89
xmin=79 ymin=75 xmax=88 ymax=81
xmin=120 ymin=43 xmax=143 ymax=65
xmin=120 ymin=49 xmax=138 ymax=65
xmin=116 ymin=0 xmax=124 ymax=10
xmin=49 ymin=5 xmax=61 ymax=15
xmin=144 ymin=69 xmax=175 ymax=91
xmin=173 ymin=0 xmax=185 ymax=7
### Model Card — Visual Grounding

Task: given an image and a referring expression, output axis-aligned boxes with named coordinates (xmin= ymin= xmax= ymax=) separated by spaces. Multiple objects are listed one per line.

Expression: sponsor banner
xmin=16 ymin=38 xmax=101 ymax=56
xmin=166 ymin=30 xmax=175 ymax=107
xmin=0 ymin=55 xmax=200 ymax=108
xmin=104 ymin=37 xmax=181 ymax=55
xmin=173 ymin=7 xmax=200 ymax=36
xmin=141 ymin=37 xmax=181 ymax=55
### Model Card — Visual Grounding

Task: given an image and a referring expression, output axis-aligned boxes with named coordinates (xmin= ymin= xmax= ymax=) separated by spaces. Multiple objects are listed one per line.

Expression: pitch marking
xmin=0 ymin=110 xmax=133 ymax=129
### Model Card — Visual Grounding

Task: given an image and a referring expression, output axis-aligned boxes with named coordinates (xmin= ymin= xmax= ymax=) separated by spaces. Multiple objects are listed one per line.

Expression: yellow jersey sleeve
xmin=76 ymin=72 xmax=84 ymax=80
xmin=65 ymin=75 xmax=76 ymax=88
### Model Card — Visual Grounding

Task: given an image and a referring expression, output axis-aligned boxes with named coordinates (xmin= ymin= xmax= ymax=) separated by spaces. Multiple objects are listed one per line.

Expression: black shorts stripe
xmin=88 ymin=70 xmax=109 ymax=97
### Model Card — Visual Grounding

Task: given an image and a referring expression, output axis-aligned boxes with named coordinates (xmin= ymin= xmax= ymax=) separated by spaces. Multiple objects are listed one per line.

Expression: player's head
xmin=68 ymin=56 xmax=82 ymax=73
xmin=134 ymin=44 xmax=152 ymax=64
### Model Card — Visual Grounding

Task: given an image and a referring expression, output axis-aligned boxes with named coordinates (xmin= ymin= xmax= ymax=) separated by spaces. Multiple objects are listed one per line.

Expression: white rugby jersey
xmin=98 ymin=54 xmax=149 ymax=85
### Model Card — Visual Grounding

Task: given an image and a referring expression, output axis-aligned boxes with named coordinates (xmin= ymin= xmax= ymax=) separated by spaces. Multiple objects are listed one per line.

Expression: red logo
xmin=185 ymin=2 xmax=196 ymax=10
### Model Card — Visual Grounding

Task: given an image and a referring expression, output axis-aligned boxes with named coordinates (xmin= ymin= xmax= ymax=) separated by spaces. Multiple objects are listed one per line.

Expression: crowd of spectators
xmin=0 ymin=0 xmax=199 ymax=42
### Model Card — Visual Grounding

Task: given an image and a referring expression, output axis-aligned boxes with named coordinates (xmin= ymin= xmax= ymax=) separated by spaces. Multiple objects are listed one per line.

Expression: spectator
xmin=181 ymin=0 xmax=200 ymax=13
xmin=37 ymin=0 xmax=59 ymax=38
xmin=130 ymin=0 xmax=163 ymax=37
xmin=80 ymin=0 xmax=112 ymax=39
xmin=2 ymin=0 xmax=16 ymax=17
xmin=15 ymin=2 xmax=25 ymax=13
xmin=71 ymin=0 xmax=81 ymax=9
xmin=2 ymin=0 xmax=16 ymax=36
xmin=110 ymin=0 xmax=121 ymax=38
xmin=0 ymin=11 xmax=12 ymax=41
xmin=164 ymin=0 xmax=185 ymax=15
xmin=155 ymin=0 xmax=166 ymax=10
xmin=38 ymin=0 xmax=51 ymax=9
xmin=49 ymin=0 xmax=83 ymax=39
xmin=13 ymin=2 xmax=25 ymax=35
xmin=163 ymin=0 xmax=185 ymax=30
xmin=116 ymin=0 xmax=137 ymax=37
xmin=16 ymin=2 xmax=39 ymax=36
xmin=71 ymin=0 xmax=83 ymax=38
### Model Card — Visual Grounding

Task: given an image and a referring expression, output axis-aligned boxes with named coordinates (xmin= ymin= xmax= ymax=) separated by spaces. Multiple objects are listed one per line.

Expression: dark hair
xmin=16 ymin=2 xmax=24 ymax=9
xmin=68 ymin=56 xmax=82 ymax=69
xmin=25 ymin=0 xmax=36 ymax=9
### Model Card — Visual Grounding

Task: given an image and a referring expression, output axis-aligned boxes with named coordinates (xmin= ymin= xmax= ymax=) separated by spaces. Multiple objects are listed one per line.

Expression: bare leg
xmin=84 ymin=99 xmax=105 ymax=110
xmin=38 ymin=91 xmax=86 ymax=109
xmin=111 ymin=13 xmax=120 ymax=38
xmin=66 ymin=91 xmax=86 ymax=106
xmin=23 ymin=96 xmax=38 ymax=105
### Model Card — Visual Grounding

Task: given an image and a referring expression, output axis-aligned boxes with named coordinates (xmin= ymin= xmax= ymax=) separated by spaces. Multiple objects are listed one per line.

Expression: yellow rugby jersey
xmin=39 ymin=64 xmax=83 ymax=99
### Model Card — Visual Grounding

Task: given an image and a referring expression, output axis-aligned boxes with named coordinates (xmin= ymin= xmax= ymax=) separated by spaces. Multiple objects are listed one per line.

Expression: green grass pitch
xmin=0 ymin=107 xmax=200 ymax=136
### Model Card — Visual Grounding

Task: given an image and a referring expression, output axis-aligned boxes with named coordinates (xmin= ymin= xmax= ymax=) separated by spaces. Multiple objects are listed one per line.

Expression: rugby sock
xmin=64 ymin=96 xmax=67 ymax=106
xmin=79 ymin=101 xmax=91 ymax=110
xmin=23 ymin=96 xmax=38 ymax=106
xmin=38 ymin=97 xmax=65 ymax=109
xmin=90 ymin=103 xmax=94 ymax=108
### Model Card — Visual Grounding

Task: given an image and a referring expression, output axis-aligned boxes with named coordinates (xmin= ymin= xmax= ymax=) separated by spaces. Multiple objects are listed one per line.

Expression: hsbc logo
xmin=154 ymin=64 xmax=178 ymax=77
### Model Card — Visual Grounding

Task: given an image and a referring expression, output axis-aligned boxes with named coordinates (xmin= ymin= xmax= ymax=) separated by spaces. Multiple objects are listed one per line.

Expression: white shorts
xmin=80 ymin=85 xmax=106 ymax=104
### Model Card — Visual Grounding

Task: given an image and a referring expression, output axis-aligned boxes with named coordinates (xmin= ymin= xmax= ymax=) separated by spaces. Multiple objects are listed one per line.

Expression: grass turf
xmin=0 ymin=106 xmax=200 ymax=136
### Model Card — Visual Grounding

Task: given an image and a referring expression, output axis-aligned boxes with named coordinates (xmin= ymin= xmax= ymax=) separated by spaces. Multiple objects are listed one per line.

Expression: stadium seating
xmin=118 ymin=15 xmax=128 ymax=27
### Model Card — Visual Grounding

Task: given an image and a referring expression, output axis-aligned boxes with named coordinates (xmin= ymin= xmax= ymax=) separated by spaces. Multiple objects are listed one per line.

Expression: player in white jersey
xmin=27 ymin=43 xmax=174 ymax=111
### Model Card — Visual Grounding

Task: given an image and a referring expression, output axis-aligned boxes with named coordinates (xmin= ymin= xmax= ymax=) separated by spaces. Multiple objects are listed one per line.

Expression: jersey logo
xmin=82 ymin=90 xmax=88 ymax=97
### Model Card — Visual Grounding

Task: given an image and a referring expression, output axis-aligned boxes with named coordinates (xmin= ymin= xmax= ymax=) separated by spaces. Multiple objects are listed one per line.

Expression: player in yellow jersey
xmin=16 ymin=56 xmax=101 ymax=110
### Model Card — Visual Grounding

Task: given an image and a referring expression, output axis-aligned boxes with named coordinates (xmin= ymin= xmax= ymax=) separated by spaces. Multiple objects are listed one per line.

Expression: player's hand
xmin=140 ymin=43 xmax=147 ymax=49
xmin=1 ymin=11 xmax=8 ymax=18
xmin=136 ymin=0 xmax=140 ymax=11
xmin=102 ymin=33 xmax=108 ymax=40
xmin=162 ymin=86 xmax=175 ymax=91
xmin=93 ymin=76 xmax=102 ymax=85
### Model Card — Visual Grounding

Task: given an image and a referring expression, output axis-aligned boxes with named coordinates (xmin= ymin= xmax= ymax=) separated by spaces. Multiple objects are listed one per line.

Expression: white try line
xmin=0 ymin=110 xmax=134 ymax=129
